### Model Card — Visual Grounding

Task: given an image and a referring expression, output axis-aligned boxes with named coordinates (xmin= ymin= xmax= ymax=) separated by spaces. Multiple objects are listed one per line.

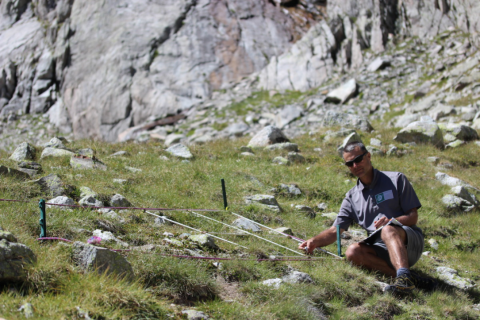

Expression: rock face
xmin=0 ymin=231 xmax=37 ymax=282
xmin=72 ymin=242 xmax=133 ymax=280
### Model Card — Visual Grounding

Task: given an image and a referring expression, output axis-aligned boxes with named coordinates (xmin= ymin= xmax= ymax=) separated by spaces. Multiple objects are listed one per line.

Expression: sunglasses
xmin=345 ymin=152 xmax=368 ymax=167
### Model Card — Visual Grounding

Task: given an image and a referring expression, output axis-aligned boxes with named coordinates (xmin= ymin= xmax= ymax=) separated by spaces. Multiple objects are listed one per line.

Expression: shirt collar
xmin=356 ymin=168 xmax=379 ymax=191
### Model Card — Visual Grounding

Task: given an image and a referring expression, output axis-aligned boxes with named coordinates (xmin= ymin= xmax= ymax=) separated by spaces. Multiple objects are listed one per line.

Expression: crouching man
xmin=299 ymin=141 xmax=436 ymax=293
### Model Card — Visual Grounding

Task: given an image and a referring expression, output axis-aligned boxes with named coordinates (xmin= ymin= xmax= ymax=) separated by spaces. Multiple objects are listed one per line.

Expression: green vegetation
xmin=0 ymin=124 xmax=479 ymax=319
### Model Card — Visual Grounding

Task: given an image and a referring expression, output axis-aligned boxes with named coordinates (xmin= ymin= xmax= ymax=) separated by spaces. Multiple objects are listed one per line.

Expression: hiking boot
xmin=384 ymin=274 xmax=415 ymax=294
xmin=410 ymin=270 xmax=439 ymax=291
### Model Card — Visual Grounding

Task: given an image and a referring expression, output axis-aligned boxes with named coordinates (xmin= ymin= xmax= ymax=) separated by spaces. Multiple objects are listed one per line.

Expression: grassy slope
xmin=0 ymin=122 xmax=479 ymax=319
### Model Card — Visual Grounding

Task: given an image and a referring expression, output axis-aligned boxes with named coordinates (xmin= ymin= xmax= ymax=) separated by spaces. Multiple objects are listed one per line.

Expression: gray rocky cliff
xmin=0 ymin=0 xmax=479 ymax=143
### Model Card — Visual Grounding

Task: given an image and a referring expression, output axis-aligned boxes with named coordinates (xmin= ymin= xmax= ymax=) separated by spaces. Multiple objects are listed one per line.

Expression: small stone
xmin=181 ymin=310 xmax=209 ymax=320
xmin=278 ymin=184 xmax=302 ymax=196
xmin=370 ymin=138 xmax=382 ymax=147
xmin=282 ymin=271 xmax=313 ymax=284
xmin=247 ymin=126 xmax=289 ymax=148
xmin=188 ymin=234 xmax=218 ymax=249
xmin=386 ymin=145 xmax=398 ymax=156
xmin=125 ymin=166 xmax=142 ymax=173
xmin=287 ymin=152 xmax=305 ymax=163
xmin=110 ymin=194 xmax=131 ymax=207
xmin=232 ymin=218 xmax=261 ymax=232
xmin=76 ymin=148 xmax=96 ymax=157
xmin=18 ymin=303 xmax=34 ymax=318
xmin=241 ymin=152 xmax=255 ymax=157
xmin=46 ymin=196 xmax=74 ymax=210
xmin=317 ymin=203 xmax=327 ymax=211
xmin=10 ymin=142 xmax=36 ymax=162
xmin=427 ymin=157 xmax=440 ymax=165
xmin=428 ymin=239 xmax=439 ymax=251
xmin=79 ymin=196 xmax=104 ymax=207
xmin=436 ymin=267 xmax=475 ymax=290
xmin=240 ymin=146 xmax=253 ymax=153
xmin=262 ymin=278 xmax=283 ymax=288
xmin=295 ymin=205 xmax=316 ymax=218
xmin=113 ymin=179 xmax=127 ymax=184
xmin=264 ymin=142 xmax=299 ymax=152
xmin=165 ymin=143 xmax=193 ymax=159
xmin=163 ymin=232 xmax=174 ymax=238
xmin=109 ymin=151 xmax=129 ymax=157
xmin=272 ymin=227 xmax=293 ymax=236
xmin=272 ymin=156 xmax=290 ymax=165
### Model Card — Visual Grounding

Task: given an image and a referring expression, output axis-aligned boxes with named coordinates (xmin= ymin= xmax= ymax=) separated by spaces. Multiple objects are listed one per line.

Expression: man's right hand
xmin=298 ymin=239 xmax=316 ymax=255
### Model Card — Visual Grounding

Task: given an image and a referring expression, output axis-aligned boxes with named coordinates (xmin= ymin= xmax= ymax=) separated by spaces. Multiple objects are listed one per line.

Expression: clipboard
xmin=360 ymin=218 xmax=403 ymax=245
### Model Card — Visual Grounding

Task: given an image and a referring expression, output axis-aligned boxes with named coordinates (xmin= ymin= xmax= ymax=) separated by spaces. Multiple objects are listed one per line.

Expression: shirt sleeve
xmin=333 ymin=197 xmax=354 ymax=231
xmin=397 ymin=173 xmax=422 ymax=213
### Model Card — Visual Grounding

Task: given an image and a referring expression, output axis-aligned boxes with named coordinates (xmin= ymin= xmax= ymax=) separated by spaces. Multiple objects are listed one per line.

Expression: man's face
xmin=343 ymin=147 xmax=372 ymax=179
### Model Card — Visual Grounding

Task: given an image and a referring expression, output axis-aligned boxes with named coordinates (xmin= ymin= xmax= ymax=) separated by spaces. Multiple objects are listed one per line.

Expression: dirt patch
xmin=216 ymin=276 xmax=244 ymax=302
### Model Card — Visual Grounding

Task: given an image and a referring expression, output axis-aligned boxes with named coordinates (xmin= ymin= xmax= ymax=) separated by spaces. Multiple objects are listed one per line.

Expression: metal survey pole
xmin=39 ymin=199 xmax=46 ymax=238
xmin=221 ymin=179 xmax=228 ymax=210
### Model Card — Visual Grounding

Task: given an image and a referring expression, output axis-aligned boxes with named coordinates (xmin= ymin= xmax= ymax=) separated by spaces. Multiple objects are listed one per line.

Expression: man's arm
xmin=373 ymin=207 xmax=418 ymax=229
xmin=298 ymin=226 xmax=344 ymax=254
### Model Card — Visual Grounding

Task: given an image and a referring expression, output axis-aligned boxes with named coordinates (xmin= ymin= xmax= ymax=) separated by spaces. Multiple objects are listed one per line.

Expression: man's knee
xmin=381 ymin=225 xmax=406 ymax=242
xmin=345 ymin=243 xmax=367 ymax=263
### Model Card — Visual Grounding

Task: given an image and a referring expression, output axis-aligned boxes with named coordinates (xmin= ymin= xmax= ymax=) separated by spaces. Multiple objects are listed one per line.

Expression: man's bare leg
xmin=381 ymin=225 xmax=409 ymax=271
xmin=345 ymin=243 xmax=396 ymax=277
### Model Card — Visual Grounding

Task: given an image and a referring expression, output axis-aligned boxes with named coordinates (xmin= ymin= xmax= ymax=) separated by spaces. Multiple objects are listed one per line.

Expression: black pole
xmin=221 ymin=179 xmax=228 ymax=210
xmin=39 ymin=199 xmax=46 ymax=238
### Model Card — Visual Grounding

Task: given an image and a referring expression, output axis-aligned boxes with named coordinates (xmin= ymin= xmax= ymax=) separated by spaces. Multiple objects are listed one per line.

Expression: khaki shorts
xmin=368 ymin=225 xmax=424 ymax=269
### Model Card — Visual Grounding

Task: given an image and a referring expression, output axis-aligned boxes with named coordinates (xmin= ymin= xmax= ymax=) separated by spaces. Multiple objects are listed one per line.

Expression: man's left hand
xmin=374 ymin=217 xmax=390 ymax=229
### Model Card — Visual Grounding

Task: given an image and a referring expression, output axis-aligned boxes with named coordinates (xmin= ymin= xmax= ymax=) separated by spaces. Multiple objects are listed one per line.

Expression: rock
xmin=181 ymin=310 xmax=209 ymax=320
xmin=287 ymin=152 xmax=305 ymax=163
xmin=278 ymin=184 xmax=302 ymax=196
xmin=70 ymin=156 xmax=107 ymax=170
xmin=367 ymin=57 xmax=391 ymax=72
xmin=445 ymin=140 xmax=465 ymax=149
xmin=92 ymin=230 xmax=128 ymax=247
xmin=34 ymin=174 xmax=69 ymax=197
xmin=240 ymin=146 xmax=253 ymax=153
xmin=0 ymin=165 xmax=30 ymax=180
xmin=282 ymin=271 xmax=313 ymax=284
xmin=427 ymin=157 xmax=440 ymax=165
xmin=428 ymin=104 xmax=455 ymax=121
xmin=295 ymin=205 xmax=316 ymax=218
xmin=323 ymin=129 xmax=357 ymax=141
xmin=165 ymin=133 xmax=185 ymax=147
xmin=451 ymin=186 xmax=479 ymax=206
xmin=153 ymin=216 xmax=169 ymax=226
xmin=394 ymin=121 xmax=444 ymax=148
xmin=325 ymin=79 xmax=358 ymax=104
xmin=18 ymin=303 xmax=34 ymax=318
xmin=322 ymin=212 xmax=338 ymax=219
xmin=414 ymin=81 xmax=432 ymax=99
xmin=435 ymin=172 xmax=477 ymax=190
xmin=79 ymin=196 xmax=104 ymax=208
xmin=72 ymin=242 xmax=133 ymax=280
xmin=80 ymin=187 xmax=97 ymax=198
xmin=436 ymin=267 xmax=475 ymax=290
xmin=272 ymin=156 xmax=290 ymax=166
xmin=188 ymin=234 xmax=218 ymax=250
xmin=370 ymin=138 xmax=382 ymax=147
xmin=248 ymin=126 xmax=289 ymax=148
xmin=337 ymin=131 xmax=363 ymax=155
xmin=165 ymin=143 xmax=193 ymax=159
xmin=322 ymin=111 xmax=373 ymax=132
xmin=40 ymin=147 xmax=74 ymax=159
xmin=264 ymin=142 xmax=299 ymax=152
xmin=441 ymin=195 xmax=474 ymax=212
xmin=245 ymin=195 xmax=282 ymax=212
xmin=262 ymin=278 xmax=283 ymax=288
xmin=9 ymin=142 xmax=36 ymax=162
xmin=390 ymin=114 xmax=421 ymax=128
xmin=110 ymin=194 xmax=131 ymax=207
xmin=163 ymin=238 xmax=183 ymax=247
xmin=108 ymin=151 xmax=129 ymax=157
xmin=272 ymin=227 xmax=293 ymax=236
xmin=125 ymin=166 xmax=142 ymax=173
xmin=386 ymin=145 xmax=398 ymax=156
xmin=366 ymin=146 xmax=385 ymax=156
xmin=113 ymin=179 xmax=128 ymax=185
xmin=241 ymin=152 xmax=255 ymax=157
xmin=46 ymin=196 xmax=75 ymax=209
xmin=232 ymin=218 xmax=261 ymax=232
xmin=428 ymin=239 xmax=439 ymax=251
xmin=317 ymin=203 xmax=327 ymax=211
xmin=44 ymin=137 xmax=68 ymax=149
xmin=275 ymin=105 xmax=303 ymax=128
xmin=0 ymin=236 xmax=36 ymax=282
xmin=225 ymin=122 xmax=249 ymax=137
xmin=443 ymin=124 xmax=479 ymax=141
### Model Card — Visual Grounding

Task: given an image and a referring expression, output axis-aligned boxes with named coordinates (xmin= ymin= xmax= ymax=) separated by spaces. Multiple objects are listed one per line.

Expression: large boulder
xmin=320 ymin=111 xmax=373 ymax=132
xmin=9 ymin=142 xmax=36 ymax=162
xmin=72 ymin=242 xmax=133 ymax=280
xmin=248 ymin=126 xmax=289 ymax=148
xmin=34 ymin=174 xmax=70 ymax=197
xmin=394 ymin=121 xmax=444 ymax=148
xmin=0 ymin=231 xmax=37 ymax=283
xmin=0 ymin=165 xmax=30 ymax=180
xmin=325 ymin=79 xmax=358 ymax=104
xmin=443 ymin=124 xmax=479 ymax=142
xmin=165 ymin=143 xmax=193 ymax=159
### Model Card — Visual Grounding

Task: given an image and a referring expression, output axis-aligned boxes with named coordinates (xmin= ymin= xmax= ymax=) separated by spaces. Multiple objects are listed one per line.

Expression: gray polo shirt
xmin=334 ymin=169 xmax=422 ymax=235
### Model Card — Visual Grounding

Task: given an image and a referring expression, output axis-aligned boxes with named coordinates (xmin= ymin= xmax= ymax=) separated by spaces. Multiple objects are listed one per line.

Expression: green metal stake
xmin=39 ymin=199 xmax=46 ymax=238
xmin=336 ymin=225 xmax=342 ymax=257
xmin=221 ymin=179 xmax=228 ymax=210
